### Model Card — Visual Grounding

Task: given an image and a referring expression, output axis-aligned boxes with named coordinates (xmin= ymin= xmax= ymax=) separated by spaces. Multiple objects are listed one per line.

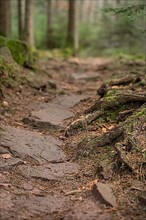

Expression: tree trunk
xmin=67 ymin=0 xmax=79 ymax=56
xmin=47 ymin=0 xmax=53 ymax=48
xmin=18 ymin=0 xmax=25 ymax=39
xmin=0 ymin=0 xmax=11 ymax=37
xmin=24 ymin=0 xmax=35 ymax=46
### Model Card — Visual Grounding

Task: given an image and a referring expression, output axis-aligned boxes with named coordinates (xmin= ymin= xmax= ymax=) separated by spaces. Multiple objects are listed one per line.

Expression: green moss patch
xmin=0 ymin=56 xmax=20 ymax=88
xmin=0 ymin=36 xmax=34 ymax=66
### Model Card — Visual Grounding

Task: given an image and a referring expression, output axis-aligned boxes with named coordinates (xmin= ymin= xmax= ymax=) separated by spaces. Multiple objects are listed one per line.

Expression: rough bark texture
xmin=47 ymin=0 xmax=53 ymax=48
xmin=67 ymin=0 xmax=79 ymax=55
xmin=18 ymin=0 xmax=25 ymax=39
xmin=24 ymin=0 xmax=35 ymax=46
xmin=0 ymin=0 xmax=11 ymax=37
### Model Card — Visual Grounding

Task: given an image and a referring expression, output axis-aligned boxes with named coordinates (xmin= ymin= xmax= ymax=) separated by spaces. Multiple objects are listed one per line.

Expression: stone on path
xmin=71 ymin=72 xmax=100 ymax=82
xmin=19 ymin=162 xmax=78 ymax=181
xmin=0 ymin=126 xmax=66 ymax=164
xmin=0 ymin=191 xmax=69 ymax=219
xmin=23 ymin=95 xmax=88 ymax=130
xmin=0 ymin=157 xmax=24 ymax=170
xmin=97 ymin=160 xmax=113 ymax=180
xmin=14 ymin=195 xmax=68 ymax=216
xmin=64 ymin=199 xmax=112 ymax=220
xmin=92 ymin=182 xmax=117 ymax=207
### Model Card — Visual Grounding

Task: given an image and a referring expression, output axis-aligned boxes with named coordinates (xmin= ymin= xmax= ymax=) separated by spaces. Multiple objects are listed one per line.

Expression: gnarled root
xmin=76 ymin=103 xmax=146 ymax=178
xmin=65 ymin=110 xmax=102 ymax=137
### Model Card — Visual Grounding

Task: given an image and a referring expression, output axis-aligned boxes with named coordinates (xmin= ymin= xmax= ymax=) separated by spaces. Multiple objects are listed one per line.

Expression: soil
xmin=0 ymin=56 xmax=146 ymax=220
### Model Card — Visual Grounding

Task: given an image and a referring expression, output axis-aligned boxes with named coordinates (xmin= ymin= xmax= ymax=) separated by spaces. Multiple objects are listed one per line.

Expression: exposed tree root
xmin=85 ymin=90 xmax=146 ymax=114
xmin=65 ymin=110 xmax=102 ymax=136
xmin=65 ymin=89 xmax=146 ymax=136
xmin=75 ymin=103 xmax=146 ymax=178
xmin=65 ymin=74 xmax=146 ymax=177
xmin=109 ymin=75 xmax=140 ymax=86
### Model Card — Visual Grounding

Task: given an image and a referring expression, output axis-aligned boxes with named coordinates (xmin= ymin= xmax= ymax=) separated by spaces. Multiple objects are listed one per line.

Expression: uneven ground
xmin=0 ymin=56 xmax=146 ymax=220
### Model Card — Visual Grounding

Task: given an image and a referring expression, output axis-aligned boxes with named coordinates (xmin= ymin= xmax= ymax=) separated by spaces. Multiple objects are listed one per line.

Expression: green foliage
xmin=104 ymin=4 xmax=146 ymax=21
xmin=10 ymin=0 xmax=145 ymax=58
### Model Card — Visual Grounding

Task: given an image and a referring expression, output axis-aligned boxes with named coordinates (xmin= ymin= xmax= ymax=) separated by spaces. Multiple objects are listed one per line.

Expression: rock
xmin=64 ymin=199 xmax=112 ymax=220
xmin=28 ymin=76 xmax=57 ymax=91
xmin=0 ymin=190 xmax=14 ymax=220
xmin=92 ymin=182 xmax=117 ymax=207
xmin=97 ymin=83 xmax=107 ymax=97
xmin=138 ymin=191 xmax=146 ymax=206
xmin=0 ymin=36 xmax=34 ymax=66
xmin=19 ymin=162 xmax=78 ymax=181
xmin=23 ymin=95 xmax=88 ymax=130
xmin=97 ymin=160 xmax=113 ymax=180
xmin=23 ymin=102 xmax=73 ymax=130
xmin=14 ymin=195 xmax=68 ymax=217
xmin=71 ymin=73 xmax=100 ymax=82
xmin=0 ymin=157 xmax=24 ymax=170
xmin=0 ymin=126 xmax=66 ymax=164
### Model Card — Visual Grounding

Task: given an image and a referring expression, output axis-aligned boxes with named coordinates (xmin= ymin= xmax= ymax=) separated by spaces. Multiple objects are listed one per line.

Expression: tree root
xmin=75 ymin=103 xmax=146 ymax=178
xmin=85 ymin=90 xmax=146 ymax=114
xmin=65 ymin=89 xmax=146 ymax=136
xmin=109 ymin=75 xmax=140 ymax=86
xmin=65 ymin=110 xmax=102 ymax=136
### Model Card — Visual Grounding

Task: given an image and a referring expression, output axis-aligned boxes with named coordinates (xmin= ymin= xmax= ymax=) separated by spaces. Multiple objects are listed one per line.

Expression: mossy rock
xmin=0 ymin=36 xmax=34 ymax=67
xmin=0 ymin=56 xmax=20 ymax=88
xmin=0 ymin=47 xmax=21 ymax=88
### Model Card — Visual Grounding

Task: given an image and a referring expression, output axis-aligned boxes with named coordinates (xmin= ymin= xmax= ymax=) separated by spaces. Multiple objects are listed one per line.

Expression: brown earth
xmin=0 ymin=56 xmax=146 ymax=220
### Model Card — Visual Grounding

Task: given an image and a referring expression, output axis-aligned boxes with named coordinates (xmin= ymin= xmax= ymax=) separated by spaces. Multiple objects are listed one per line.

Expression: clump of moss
xmin=0 ymin=36 xmax=34 ymax=67
xmin=0 ymin=57 xmax=20 ymax=88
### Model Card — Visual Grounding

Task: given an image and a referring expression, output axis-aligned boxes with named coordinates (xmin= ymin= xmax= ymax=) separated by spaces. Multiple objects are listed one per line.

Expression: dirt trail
xmin=0 ymin=57 xmax=145 ymax=220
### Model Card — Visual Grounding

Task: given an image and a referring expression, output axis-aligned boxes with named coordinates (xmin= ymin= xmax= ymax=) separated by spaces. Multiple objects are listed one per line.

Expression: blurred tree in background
xmin=0 ymin=0 xmax=145 ymax=57
xmin=0 ymin=0 xmax=11 ymax=37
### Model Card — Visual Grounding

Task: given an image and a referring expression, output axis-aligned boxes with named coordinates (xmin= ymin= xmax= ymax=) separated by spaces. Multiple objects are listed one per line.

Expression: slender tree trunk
xmin=67 ymin=0 xmax=79 ymax=56
xmin=24 ymin=0 xmax=35 ymax=46
xmin=0 ymin=0 xmax=11 ymax=37
xmin=47 ymin=0 xmax=53 ymax=48
xmin=18 ymin=0 xmax=25 ymax=39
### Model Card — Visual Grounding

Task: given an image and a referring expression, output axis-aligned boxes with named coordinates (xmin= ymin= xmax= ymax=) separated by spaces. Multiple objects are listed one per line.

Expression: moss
xmin=0 ymin=57 xmax=20 ymax=88
xmin=0 ymin=36 xmax=34 ymax=67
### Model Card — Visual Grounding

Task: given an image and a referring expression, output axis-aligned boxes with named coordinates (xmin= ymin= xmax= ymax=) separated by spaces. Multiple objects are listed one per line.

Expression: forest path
xmin=0 ymin=57 xmax=145 ymax=220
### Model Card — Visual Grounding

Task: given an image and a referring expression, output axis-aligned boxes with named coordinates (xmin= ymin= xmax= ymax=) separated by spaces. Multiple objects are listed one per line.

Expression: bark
xmin=0 ymin=0 xmax=11 ymax=37
xmin=46 ymin=0 xmax=53 ymax=48
xmin=67 ymin=0 xmax=79 ymax=56
xmin=18 ymin=0 xmax=25 ymax=39
xmin=24 ymin=0 xmax=35 ymax=46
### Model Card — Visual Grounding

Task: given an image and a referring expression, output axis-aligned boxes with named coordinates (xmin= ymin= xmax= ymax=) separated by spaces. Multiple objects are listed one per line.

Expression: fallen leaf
xmin=108 ymin=125 xmax=115 ymax=130
xmin=102 ymin=127 xmax=107 ymax=133
xmin=2 ymin=154 xmax=11 ymax=159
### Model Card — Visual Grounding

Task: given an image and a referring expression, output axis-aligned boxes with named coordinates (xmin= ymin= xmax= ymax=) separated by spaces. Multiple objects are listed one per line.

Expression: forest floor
xmin=0 ymin=55 xmax=146 ymax=220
